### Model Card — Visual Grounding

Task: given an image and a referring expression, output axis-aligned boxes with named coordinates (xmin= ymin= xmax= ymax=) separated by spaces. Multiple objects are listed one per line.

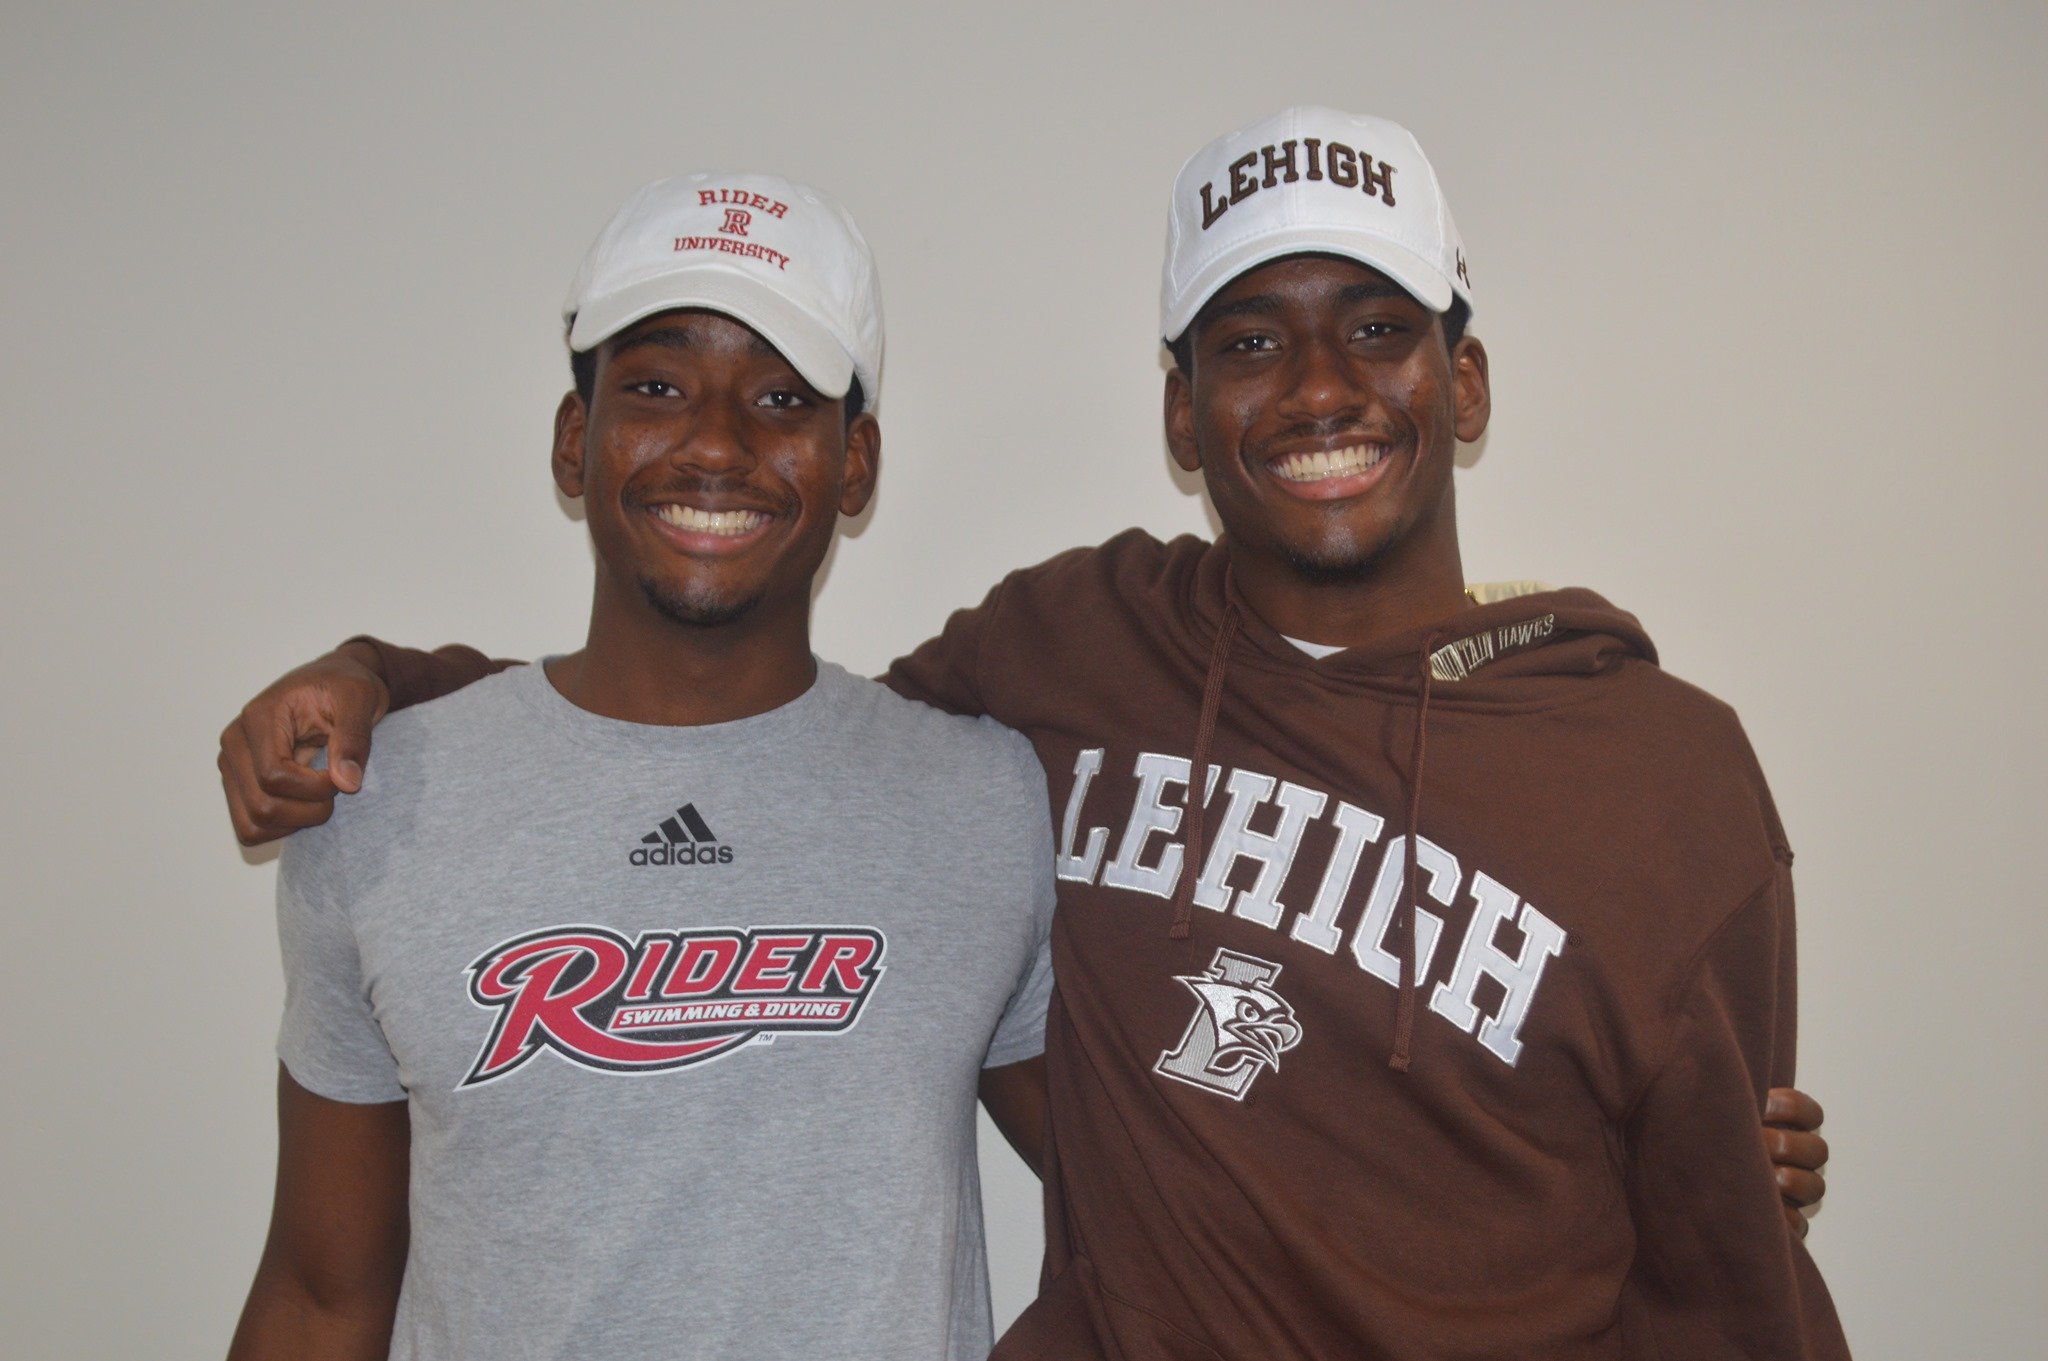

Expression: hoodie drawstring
xmin=1389 ymin=630 xmax=1442 ymax=1071
xmin=1168 ymin=603 xmax=1443 ymax=1072
xmin=1170 ymin=603 xmax=1241 ymax=940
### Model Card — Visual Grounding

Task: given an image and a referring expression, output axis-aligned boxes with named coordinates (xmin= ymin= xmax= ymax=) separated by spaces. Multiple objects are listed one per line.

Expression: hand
xmin=1764 ymin=1087 xmax=1828 ymax=1239
xmin=218 ymin=641 xmax=390 ymax=845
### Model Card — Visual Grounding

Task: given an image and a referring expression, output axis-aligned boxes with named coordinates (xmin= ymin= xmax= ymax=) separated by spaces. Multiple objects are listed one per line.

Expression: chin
xmin=638 ymin=575 xmax=764 ymax=629
xmin=1275 ymin=528 xmax=1394 ymax=585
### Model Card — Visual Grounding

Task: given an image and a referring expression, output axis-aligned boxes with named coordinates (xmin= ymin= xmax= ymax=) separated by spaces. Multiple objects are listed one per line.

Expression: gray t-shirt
xmin=277 ymin=660 xmax=1056 ymax=1361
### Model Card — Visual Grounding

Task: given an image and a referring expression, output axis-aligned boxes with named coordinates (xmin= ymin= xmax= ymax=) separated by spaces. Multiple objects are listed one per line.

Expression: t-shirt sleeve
xmin=347 ymin=635 xmax=523 ymax=713
xmin=275 ymin=827 xmax=407 ymax=1103
xmin=1622 ymin=863 xmax=1849 ymax=1359
xmin=880 ymin=579 xmax=1003 ymax=719
xmin=982 ymin=732 xmax=1059 ymax=1069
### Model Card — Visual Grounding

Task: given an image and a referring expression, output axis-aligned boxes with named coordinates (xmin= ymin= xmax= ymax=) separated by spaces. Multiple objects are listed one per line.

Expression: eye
xmin=1222 ymin=332 xmax=1279 ymax=354
xmin=756 ymin=389 xmax=811 ymax=411
xmin=1352 ymin=320 xmax=1406 ymax=341
xmin=627 ymin=379 xmax=683 ymax=398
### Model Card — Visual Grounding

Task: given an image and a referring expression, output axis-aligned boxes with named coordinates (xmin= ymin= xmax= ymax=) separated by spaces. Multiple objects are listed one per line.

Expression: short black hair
xmin=1168 ymin=294 xmax=1471 ymax=375
xmin=569 ymin=345 xmax=867 ymax=427
xmin=571 ymin=345 xmax=597 ymax=405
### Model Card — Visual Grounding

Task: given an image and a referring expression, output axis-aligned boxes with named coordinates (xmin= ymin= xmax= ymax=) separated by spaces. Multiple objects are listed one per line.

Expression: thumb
xmin=323 ymin=683 xmax=385 ymax=794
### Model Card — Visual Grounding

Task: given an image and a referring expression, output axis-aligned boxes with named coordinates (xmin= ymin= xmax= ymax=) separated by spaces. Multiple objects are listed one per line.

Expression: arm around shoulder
xmin=881 ymin=578 xmax=1007 ymax=717
xmin=882 ymin=536 xmax=1144 ymax=717
xmin=218 ymin=637 xmax=522 ymax=845
xmin=345 ymin=636 xmax=522 ymax=712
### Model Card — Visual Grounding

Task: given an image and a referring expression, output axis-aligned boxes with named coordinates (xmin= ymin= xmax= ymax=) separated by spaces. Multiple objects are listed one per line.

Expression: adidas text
xmin=630 ymin=842 xmax=734 ymax=867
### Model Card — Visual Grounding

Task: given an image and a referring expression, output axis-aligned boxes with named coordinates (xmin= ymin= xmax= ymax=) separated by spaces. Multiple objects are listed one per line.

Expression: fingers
xmin=1764 ymin=1124 xmax=1829 ymax=1172
xmin=1775 ymin=1163 xmax=1826 ymax=1210
xmin=1764 ymin=1112 xmax=1828 ymax=1237
xmin=220 ymin=694 xmax=345 ymax=844
xmin=218 ymin=723 xmax=341 ymax=845
xmin=1764 ymin=1086 xmax=1823 ymax=1132
xmin=216 ymin=648 xmax=395 ymax=844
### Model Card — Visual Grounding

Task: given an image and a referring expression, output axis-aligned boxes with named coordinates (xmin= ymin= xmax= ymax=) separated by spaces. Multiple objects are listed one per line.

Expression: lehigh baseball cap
xmin=1161 ymin=107 xmax=1473 ymax=343
xmin=564 ymin=171 xmax=884 ymax=407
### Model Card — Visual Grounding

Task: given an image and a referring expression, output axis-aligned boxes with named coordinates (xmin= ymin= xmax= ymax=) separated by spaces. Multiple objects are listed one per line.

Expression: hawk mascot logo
xmin=1154 ymin=948 xmax=1302 ymax=1099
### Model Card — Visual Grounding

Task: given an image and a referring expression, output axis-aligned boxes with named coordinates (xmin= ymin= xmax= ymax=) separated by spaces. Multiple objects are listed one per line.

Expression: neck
xmin=546 ymin=575 xmax=817 ymax=727
xmin=1230 ymin=505 xmax=1473 ymax=651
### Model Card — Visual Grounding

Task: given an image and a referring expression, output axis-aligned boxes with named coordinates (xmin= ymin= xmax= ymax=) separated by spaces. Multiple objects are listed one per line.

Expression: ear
xmin=1450 ymin=335 xmax=1491 ymax=444
xmin=839 ymin=411 xmax=881 ymax=517
xmin=1164 ymin=365 xmax=1201 ymax=472
xmin=552 ymin=390 xmax=588 ymax=498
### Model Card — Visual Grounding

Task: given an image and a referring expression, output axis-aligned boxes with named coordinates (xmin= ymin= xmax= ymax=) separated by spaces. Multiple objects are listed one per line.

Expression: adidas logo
xmin=629 ymin=803 xmax=735 ymax=867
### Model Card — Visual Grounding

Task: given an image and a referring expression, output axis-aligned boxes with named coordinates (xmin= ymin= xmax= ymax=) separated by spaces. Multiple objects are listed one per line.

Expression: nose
xmin=1278 ymin=334 xmax=1366 ymax=425
xmin=667 ymin=390 xmax=758 ymax=476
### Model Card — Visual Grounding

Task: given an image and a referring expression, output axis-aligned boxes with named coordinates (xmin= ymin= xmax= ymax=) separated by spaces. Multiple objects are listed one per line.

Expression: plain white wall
xmin=3 ymin=2 xmax=2042 ymax=1355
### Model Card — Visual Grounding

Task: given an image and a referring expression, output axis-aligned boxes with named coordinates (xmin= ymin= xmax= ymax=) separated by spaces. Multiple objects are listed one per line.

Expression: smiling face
xmin=1165 ymin=254 xmax=1490 ymax=633
xmin=553 ymin=309 xmax=878 ymax=635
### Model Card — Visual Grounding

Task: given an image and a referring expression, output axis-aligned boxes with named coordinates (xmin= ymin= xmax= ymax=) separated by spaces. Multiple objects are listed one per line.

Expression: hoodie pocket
xmin=992 ymin=1255 xmax=1226 ymax=1361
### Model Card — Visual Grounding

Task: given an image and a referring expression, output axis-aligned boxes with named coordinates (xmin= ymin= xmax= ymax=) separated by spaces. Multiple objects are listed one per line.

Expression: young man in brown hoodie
xmin=219 ymin=110 xmax=1843 ymax=1359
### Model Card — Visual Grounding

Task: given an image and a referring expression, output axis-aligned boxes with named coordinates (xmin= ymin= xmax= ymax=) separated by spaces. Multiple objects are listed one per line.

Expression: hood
xmin=1188 ymin=538 xmax=1660 ymax=709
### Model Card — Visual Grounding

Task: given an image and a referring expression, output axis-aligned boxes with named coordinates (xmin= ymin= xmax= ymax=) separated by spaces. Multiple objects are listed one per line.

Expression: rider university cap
xmin=1161 ymin=107 xmax=1474 ymax=343
xmin=565 ymin=171 xmax=884 ymax=407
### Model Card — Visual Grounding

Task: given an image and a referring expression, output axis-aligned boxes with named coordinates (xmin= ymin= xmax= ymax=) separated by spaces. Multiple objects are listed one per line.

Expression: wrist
xmin=335 ymin=636 xmax=388 ymax=683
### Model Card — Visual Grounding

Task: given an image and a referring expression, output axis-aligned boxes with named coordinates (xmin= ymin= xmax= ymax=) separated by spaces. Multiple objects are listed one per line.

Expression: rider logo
xmin=461 ymin=924 xmax=887 ymax=1087
xmin=1154 ymin=948 xmax=1302 ymax=1101
xmin=630 ymin=803 xmax=734 ymax=866
xmin=719 ymin=207 xmax=752 ymax=237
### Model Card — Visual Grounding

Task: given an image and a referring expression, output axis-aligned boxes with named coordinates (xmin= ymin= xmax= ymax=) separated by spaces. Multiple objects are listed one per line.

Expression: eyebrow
xmin=1198 ymin=294 xmax=1285 ymax=327
xmin=1337 ymin=280 xmax=1412 ymax=306
xmin=1196 ymin=279 xmax=1413 ymax=334
xmin=609 ymin=324 xmax=782 ymax=360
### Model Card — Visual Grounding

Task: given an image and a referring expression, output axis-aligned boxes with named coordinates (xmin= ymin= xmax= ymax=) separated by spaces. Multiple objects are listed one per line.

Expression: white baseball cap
xmin=564 ymin=171 xmax=884 ymax=408
xmin=1161 ymin=107 xmax=1473 ymax=343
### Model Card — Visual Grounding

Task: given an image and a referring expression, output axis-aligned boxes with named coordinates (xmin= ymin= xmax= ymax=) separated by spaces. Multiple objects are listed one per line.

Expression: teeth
xmin=653 ymin=504 xmax=768 ymax=536
xmin=1273 ymin=443 xmax=1386 ymax=482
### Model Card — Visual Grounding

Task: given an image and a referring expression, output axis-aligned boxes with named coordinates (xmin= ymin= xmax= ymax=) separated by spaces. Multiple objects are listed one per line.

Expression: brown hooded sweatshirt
xmin=887 ymin=531 xmax=1846 ymax=1361
xmin=363 ymin=530 xmax=1848 ymax=1361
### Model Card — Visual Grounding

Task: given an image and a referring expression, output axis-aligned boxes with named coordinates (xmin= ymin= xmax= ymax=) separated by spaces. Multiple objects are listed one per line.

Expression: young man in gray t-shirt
xmin=230 ymin=173 xmax=1056 ymax=1361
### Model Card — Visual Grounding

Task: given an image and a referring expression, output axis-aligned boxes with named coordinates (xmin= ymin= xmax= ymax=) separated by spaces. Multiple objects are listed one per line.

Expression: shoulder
xmin=378 ymin=661 xmax=533 ymax=741
xmin=833 ymin=667 xmax=1043 ymax=779
xmin=1606 ymin=662 xmax=1792 ymax=864
xmin=823 ymin=667 xmax=1051 ymax=825
xmin=304 ymin=666 xmax=536 ymax=844
xmin=960 ymin=529 xmax=1213 ymax=669
xmin=372 ymin=662 xmax=533 ymax=752
xmin=1600 ymin=653 xmax=1741 ymax=732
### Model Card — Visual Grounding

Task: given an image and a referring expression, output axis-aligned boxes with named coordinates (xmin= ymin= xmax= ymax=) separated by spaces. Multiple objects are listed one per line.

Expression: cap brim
xmin=1163 ymin=227 xmax=1458 ymax=342
xmin=568 ymin=266 xmax=855 ymax=399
